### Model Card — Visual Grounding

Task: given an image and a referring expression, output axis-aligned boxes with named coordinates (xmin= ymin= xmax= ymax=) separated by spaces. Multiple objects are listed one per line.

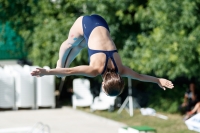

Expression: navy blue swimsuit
xmin=82 ymin=14 xmax=118 ymax=75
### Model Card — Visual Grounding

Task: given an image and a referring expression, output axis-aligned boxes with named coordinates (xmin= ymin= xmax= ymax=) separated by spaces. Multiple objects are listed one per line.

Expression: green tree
xmin=2 ymin=0 xmax=198 ymax=112
xmin=29 ymin=0 xmax=147 ymax=67
xmin=0 ymin=0 xmax=37 ymax=49
xmin=0 ymin=0 xmax=146 ymax=68
xmin=121 ymin=0 xmax=200 ymax=80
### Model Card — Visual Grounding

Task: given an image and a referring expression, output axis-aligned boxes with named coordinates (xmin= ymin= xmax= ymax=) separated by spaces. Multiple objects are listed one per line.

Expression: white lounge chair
xmin=72 ymin=78 xmax=93 ymax=109
xmin=31 ymin=66 xmax=55 ymax=109
xmin=0 ymin=67 xmax=15 ymax=110
xmin=4 ymin=65 xmax=35 ymax=110
xmin=90 ymin=86 xmax=117 ymax=112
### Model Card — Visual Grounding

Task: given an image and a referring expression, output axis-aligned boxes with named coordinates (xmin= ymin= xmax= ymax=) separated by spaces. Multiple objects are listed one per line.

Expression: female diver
xmin=31 ymin=14 xmax=174 ymax=96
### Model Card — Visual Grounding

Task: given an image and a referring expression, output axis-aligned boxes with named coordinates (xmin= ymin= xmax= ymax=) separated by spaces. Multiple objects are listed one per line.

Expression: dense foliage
xmin=1 ymin=0 xmax=200 ymax=112
xmin=123 ymin=0 xmax=200 ymax=80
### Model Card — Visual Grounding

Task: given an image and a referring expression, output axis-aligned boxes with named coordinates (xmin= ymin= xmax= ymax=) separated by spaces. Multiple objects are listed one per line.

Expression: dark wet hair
xmin=102 ymin=68 xmax=125 ymax=96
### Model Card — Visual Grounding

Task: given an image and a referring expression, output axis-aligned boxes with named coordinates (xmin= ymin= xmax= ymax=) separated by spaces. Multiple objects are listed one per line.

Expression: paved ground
xmin=0 ymin=106 xmax=126 ymax=133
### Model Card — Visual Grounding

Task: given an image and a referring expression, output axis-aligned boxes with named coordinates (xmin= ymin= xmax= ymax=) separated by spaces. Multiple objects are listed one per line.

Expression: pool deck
xmin=0 ymin=106 xmax=126 ymax=133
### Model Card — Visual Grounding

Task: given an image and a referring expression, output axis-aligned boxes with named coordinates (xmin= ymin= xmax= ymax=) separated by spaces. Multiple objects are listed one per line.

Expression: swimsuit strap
xmin=88 ymin=48 xmax=118 ymax=75
xmin=101 ymin=50 xmax=118 ymax=75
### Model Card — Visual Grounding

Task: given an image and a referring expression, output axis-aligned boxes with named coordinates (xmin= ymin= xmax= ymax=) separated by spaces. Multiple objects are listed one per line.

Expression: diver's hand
xmin=158 ymin=78 xmax=174 ymax=90
xmin=31 ymin=68 xmax=47 ymax=77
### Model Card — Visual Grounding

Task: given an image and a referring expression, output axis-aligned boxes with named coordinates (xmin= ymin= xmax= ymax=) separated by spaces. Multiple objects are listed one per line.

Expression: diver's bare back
xmin=73 ymin=16 xmax=124 ymax=74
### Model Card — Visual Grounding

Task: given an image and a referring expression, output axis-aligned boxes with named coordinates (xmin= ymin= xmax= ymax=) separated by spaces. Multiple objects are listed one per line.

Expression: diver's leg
xmin=57 ymin=16 xmax=84 ymax=68
xmin=56 ymin=36 xmax=85 ymax=68
xmin=56 ymin=39 xmax=86 ymax=78
xmin=63 ymin=39 xmax=86 ymax=68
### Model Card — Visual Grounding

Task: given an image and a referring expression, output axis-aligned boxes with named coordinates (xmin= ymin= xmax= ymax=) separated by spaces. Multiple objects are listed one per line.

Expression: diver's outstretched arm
xmin=31 ymin=65 xmax=99 ymax=78
xmin=120 ymin=65 xmax=174 ymax=90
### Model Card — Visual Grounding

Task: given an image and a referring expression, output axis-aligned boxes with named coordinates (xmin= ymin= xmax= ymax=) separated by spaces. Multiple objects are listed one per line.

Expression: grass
xmin=77 ymin=107 xmax=197 ymax=133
